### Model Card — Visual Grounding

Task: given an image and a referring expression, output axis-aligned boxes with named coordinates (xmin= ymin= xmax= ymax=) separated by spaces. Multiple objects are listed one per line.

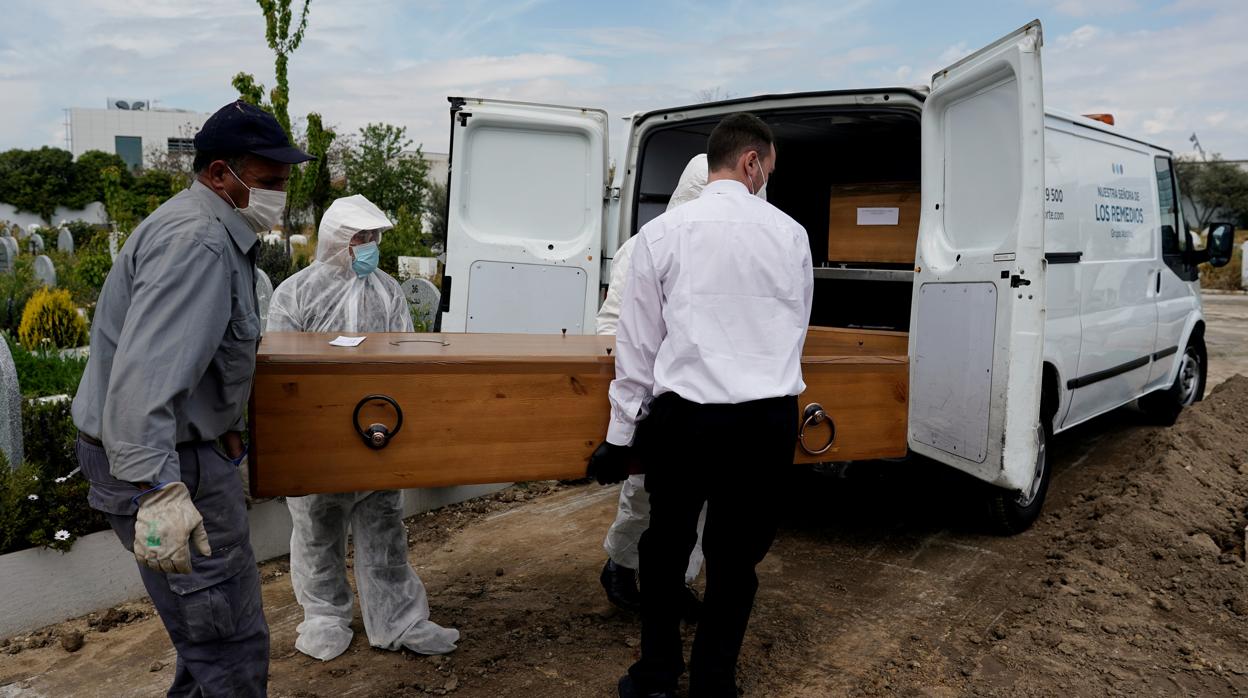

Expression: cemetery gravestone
xmin=255 ymin=268 xmax=274 ymax=333
xmin=0 ymin=339 xmax=23 ymax=469
xmin=402 ymin=277 xmax=441 ymax=329
xmin=0 ymin=238 xmax=17 ymax=274
xmin=27 ymin=233 xmax=44 ymax=255
xmin=289 ymin=234 xmax=309 ymax=248
xmin=34 ymin=255 xmax=57 ymax=287
xmin=57 ymin=228 xmax=75 ymax=255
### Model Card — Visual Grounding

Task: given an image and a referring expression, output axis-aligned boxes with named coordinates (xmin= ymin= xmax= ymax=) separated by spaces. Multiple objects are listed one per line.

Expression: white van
xmin=435 ymin=20 xmax=1236 ymax=531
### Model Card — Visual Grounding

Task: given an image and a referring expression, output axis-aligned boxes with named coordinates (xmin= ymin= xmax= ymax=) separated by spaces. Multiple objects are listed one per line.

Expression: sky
xmin=1 ymin=0 xmax=1245 ymax=160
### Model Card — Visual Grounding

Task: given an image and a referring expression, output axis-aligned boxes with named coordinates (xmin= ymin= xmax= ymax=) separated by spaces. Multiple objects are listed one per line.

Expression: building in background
xmin=67 ymin=99 xmax=210 ymax=170
xmin=423 ymin=151 xmax=448 ymax=186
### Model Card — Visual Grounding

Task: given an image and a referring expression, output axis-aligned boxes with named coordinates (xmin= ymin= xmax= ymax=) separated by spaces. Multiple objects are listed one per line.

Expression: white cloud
xmin=1053 ymin=0 xmax=1138 ymax=18
xmin=1055 ymin=24 xmax=1101 ymax=49
xmin=1045 ymin=7 xmax=1248 ymax=156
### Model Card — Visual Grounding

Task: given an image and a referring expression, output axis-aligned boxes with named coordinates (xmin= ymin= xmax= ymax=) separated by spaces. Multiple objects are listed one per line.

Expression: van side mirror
xmin=1205 ymin=222 xmax=1236 ymax=268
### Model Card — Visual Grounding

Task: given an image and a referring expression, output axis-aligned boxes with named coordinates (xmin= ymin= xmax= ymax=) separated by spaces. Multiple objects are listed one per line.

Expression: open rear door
xmin=908 ymin=21 xmax=1047 ymax=492
xmin=439 ymin=98 xmax=608 ymax=334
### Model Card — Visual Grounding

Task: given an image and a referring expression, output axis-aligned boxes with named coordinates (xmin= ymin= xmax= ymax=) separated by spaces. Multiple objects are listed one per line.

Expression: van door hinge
xmin=1010 ymin=274 xmax=1031 ymax=288
xmin=605 ymin=185 xmax=621 ymax=201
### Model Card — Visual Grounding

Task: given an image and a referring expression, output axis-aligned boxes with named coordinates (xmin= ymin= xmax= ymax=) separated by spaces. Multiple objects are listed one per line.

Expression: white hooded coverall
xmin=598 ymin=154 xmax=714 ymax=583
xmin=268 ymin=195 xmax=459 ymax=661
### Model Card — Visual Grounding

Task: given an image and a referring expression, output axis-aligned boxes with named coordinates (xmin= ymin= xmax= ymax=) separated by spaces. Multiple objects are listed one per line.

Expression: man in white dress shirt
xmin=588 ymin=113 xmax=813 ymax=698
xmin=596 ymin=154 xmax=709 ymax=620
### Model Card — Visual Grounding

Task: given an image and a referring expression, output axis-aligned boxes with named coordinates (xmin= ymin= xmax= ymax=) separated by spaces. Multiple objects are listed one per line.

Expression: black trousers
xmin=628 ymin=392 xmax=798 ymax=697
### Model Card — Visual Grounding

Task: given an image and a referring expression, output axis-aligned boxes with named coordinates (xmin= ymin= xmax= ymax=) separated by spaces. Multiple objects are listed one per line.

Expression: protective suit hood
xmin=316 ymin=194 xmax=393 ymax=268
xmin=268 ymin=194 xmax=413 ymax=335
xmin=667 ymin=154 xmax=709 ymax=211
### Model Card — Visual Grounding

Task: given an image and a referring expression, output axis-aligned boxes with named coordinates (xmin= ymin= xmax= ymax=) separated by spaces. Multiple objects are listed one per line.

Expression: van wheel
xmin=1139 ymin=342 xmax=1204 ymax=426
xmin=986 ymin=424 xmax=1049 ymax=535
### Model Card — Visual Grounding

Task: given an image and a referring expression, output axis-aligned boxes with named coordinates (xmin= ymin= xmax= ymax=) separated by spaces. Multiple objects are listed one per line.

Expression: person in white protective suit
xmin=597 ymin=153 xmax=762 ymax=619
xmin=267 ymin=194 xmax=459 ymax=661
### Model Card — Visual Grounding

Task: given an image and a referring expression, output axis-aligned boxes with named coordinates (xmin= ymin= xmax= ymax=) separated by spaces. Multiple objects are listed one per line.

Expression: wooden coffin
xmin=827 ymin=182 xmax=921 ymax=264
xmin=250 ymin=328 xmax=909 ymax=497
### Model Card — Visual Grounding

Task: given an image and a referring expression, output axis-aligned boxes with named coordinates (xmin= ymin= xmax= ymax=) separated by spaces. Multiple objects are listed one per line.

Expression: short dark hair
xmin=192 ymin=150 xmax=248 ymax=175
xmin=706 ymin=113 xmax=774 ymax=171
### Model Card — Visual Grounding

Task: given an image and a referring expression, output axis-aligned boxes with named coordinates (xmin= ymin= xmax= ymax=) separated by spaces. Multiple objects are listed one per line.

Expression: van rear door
xmin=908 ymin=21 xmax=1047 ymax=492
xmin=439 ymin=98 xmax=608 ymax=334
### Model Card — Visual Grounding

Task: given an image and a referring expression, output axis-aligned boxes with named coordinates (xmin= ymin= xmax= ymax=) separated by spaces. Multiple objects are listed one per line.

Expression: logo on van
xmin=1112 ymin=163 xmax=1124 ymax=175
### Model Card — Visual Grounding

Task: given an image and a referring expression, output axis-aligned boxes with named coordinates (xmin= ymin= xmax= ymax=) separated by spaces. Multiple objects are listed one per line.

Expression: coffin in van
xmin=249 ymin=328 xmax=909 ymax=496
xmin=826 ymin=182 xmax=921 ymax=264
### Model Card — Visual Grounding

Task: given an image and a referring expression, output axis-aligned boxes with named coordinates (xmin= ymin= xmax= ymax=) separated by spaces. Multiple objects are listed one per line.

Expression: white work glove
xmin=133 ymin=482 xmax=212 ymax=574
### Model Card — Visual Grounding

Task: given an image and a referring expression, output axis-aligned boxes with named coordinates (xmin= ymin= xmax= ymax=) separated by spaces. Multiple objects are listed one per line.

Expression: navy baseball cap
xmin=194 ymin=100 xmax=313 ymax=164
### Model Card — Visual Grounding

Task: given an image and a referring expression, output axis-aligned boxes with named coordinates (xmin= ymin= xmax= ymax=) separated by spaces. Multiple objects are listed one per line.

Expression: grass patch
xmin=5 ymin=333 xmax=87 ymax=398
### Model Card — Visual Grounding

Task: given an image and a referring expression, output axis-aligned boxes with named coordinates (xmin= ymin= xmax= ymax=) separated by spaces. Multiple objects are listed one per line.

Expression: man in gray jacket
xmin=72 ymin=100 xmax=310 ymax=697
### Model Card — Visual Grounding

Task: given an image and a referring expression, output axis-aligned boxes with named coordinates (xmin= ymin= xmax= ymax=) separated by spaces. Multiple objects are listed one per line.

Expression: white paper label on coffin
xmin=856 ymin=207 xmax=900 ymax=226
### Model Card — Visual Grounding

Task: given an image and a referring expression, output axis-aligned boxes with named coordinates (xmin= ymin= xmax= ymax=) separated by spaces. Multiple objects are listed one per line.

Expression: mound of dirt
xmin=924 ymin=375 xmax=1248 ymax=695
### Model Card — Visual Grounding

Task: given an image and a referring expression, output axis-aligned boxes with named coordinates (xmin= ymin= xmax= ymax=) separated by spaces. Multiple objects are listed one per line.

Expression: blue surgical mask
xmin=351 ymin=242 xmax=379 ymax=278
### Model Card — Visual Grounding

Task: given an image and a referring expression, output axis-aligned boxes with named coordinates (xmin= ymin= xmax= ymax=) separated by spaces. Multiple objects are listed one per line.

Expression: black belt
xmin=78 ymin=433 xmax=213 ymax=450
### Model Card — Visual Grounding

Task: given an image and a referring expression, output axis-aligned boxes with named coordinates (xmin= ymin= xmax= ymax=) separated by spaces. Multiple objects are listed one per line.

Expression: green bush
xmin=74 ymin=230 xmax=116 ymax=294
xmin=0 ymin=398 xmax=107 ymax=554
xmin=63 ymin=221 xmax=106 ymax=251
xmin=0 ymin=257 xmax=41 ymax=334
xmin=257 ymin=241 xmax=296 ymax=288
xmin=379 ymin=204 xmax=431 ymax=277
xmin=18 ymin=287 xmax=88 ymax=349
xmin=6 ymin=334 xmax=87 ymax=398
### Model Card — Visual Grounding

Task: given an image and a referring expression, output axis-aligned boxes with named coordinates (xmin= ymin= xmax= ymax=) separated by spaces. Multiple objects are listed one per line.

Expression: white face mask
xmin=225 ymin=165 xmax=286 ymax=233
xmin=746 ymin=157 xmax=769 ymax=199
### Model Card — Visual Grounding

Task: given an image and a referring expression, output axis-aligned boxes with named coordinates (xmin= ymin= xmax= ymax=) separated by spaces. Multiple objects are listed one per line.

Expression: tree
xmin=236 ymin=0 xmax=311 ymax=233
xmin=287 ymin=112 xmax=338 ymax=229
xmin=344 ymin=123 xmax=430 ymax=221
xmin=379 ymin=204 xmax=431 ymax=276
xmin=232 ymin=71 xmax=271 ymax=112
xmin=1176 ymin=155 xmax=1248 ymax=230
xmin=143 ymin=124 xmax=197 ymax=192
xmin=695 ymin=86 xmax=735 ymax=103
xmin=101 ymin=166 xmax=138 ymax=233
xmin=68 ymin=151 xmax=131 ymax=209
xmin=426 ymin=180 xmax=448 ymax=252
xmin=0 ymin=148 xmax=76 ymax=223
xmin=255 ymin=0 xmax=311 ymax=141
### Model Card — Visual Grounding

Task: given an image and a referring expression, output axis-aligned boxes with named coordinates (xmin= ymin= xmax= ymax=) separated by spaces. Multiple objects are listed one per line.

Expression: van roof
xmin=1044 ymin=108 xmax=1172 ymax=154
xmin=637 ymin=88 xmax=1171 ymax=156
xmin=636 ymin=87 xmax=929 ymax=123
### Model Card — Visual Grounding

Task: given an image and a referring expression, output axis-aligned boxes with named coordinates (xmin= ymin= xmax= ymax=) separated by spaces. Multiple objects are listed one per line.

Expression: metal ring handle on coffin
xmin=799 ymin=403 xmax=836 ymax=456
xmin=353 ymin=394 xmax=404 ymax=450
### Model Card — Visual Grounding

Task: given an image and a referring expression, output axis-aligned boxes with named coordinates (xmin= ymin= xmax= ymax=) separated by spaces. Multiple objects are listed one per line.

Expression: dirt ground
xmin=3 ymin=293 xmax=1247 ymax=698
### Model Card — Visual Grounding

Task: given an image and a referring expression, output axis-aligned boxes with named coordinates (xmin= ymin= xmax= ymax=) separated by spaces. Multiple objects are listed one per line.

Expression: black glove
xmin=587 ymin=442 xmax=631 ymax=485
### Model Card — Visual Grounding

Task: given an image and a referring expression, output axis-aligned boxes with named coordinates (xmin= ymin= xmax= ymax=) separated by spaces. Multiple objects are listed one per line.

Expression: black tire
xmin=1138 ymin=341 xmax=1205 ymax=426
xmin=986 ymin=423 xmax=1050 ymax=535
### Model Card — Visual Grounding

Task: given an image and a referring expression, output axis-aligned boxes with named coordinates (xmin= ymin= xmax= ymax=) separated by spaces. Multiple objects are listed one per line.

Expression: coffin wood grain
xmin=827 ymin=182 xmax=921 ymax=264
xmin=250 ymin=330 xmax=909 ymax=496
